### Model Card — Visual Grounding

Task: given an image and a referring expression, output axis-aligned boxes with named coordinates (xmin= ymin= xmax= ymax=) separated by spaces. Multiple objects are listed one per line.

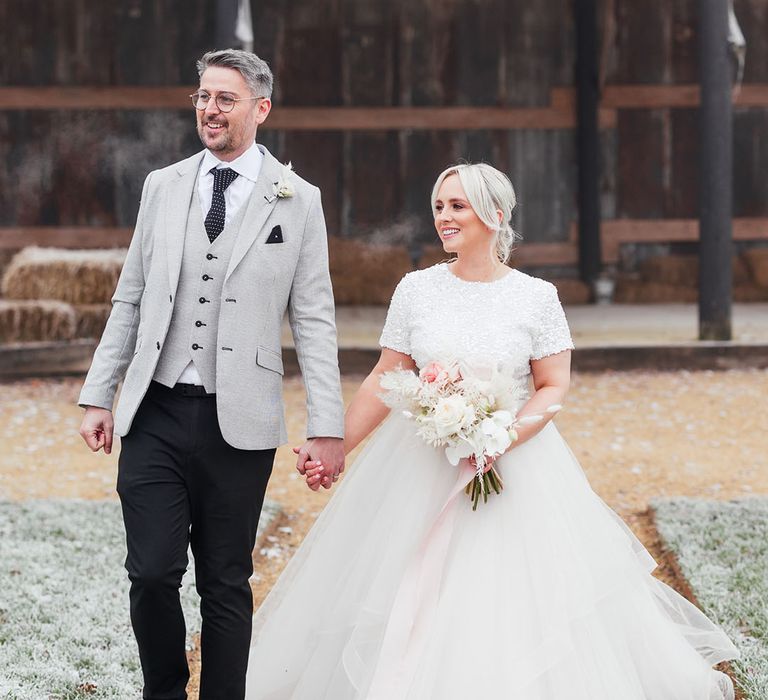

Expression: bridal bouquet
xmin=380 ymin=360 xmax=560 ymax=510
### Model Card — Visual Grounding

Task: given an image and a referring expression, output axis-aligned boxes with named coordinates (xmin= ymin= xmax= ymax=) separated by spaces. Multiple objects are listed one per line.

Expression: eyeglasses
xmin=189 ymin=91 xmax=266 ymax=113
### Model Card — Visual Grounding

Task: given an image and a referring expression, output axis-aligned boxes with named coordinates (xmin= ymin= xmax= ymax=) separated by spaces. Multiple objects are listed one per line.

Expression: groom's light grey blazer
xmin=79 ymin=144 xmax=344 ymax=450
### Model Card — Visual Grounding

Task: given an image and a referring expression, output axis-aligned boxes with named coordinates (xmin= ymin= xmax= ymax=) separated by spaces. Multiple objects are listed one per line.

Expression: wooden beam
xmin=267 ymin=107 xmax=576 ymax=130
xmin=601 ymin=218 xmax=768 ymax=263
xmin=603 ymin=85 xmax=701 ymax=108
xmin=3 ymin=85 xmax=767 ymax=118
xmin=551 ymin=84 xmax=768 ymax=109
xmin=0 ymin=87 xmax=614 ymax=129
xmin=0 ymin=87 xmax=194 ymax=110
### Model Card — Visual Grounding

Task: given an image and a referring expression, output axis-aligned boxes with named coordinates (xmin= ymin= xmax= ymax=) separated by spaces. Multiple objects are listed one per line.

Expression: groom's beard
xmin=197 ymin=118 xmax=243 ymax=155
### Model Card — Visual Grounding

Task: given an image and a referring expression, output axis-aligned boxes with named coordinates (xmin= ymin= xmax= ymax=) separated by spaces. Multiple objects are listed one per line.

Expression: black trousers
xmin=117 ymin=381 xmax=275 ymax=700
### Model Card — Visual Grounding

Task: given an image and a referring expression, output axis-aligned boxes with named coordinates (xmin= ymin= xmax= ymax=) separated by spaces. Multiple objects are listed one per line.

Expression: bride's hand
xmin=304 ymin=462 xmax=334 ymax=491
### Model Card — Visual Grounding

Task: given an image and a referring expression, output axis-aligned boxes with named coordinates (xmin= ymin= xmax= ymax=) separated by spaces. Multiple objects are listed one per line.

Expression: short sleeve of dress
xmin=531 ymin=282 xmax=575 ymax=360
xmin=379 ymin=275 xmax=412 ymax=355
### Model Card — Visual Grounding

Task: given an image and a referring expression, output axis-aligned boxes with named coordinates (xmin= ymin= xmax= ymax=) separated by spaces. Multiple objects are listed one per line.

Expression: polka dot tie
xmin=204 ymin=167 xmax=239 ymax=243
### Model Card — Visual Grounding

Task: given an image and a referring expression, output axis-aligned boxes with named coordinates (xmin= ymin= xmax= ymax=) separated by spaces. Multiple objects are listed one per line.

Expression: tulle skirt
xmin=245 ymin=415 xmax=739 ymax=699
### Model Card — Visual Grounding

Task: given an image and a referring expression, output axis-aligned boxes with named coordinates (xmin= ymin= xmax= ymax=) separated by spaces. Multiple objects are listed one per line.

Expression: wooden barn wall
xmin=607 ymin=0 xmax=768 ymax=223
xmin=0 ymin=0 xmax=767 ymax=268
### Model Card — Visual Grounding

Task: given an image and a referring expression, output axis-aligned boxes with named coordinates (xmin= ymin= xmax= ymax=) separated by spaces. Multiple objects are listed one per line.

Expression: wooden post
xmin=575 ymin=0 xmax=602 ymax=295
xmin=215 ymin=0 xmax=239 ymax=48
xmin=698 ymin=0 xmax=733 ymax=340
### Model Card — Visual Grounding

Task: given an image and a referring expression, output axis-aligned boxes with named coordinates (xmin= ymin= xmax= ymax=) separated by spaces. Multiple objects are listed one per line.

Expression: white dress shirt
xmin=177 ymin=142 xmax=264 ymax=385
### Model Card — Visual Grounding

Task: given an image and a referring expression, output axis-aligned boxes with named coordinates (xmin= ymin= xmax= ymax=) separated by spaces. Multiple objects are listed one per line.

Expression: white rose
xmin=432 ymin=395 xmax=473 ymax=439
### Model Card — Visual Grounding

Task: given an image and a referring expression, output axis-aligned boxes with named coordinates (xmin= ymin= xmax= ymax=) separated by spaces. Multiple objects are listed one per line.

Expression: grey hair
xmin=196 ymin=49 xmax=274 ymax=99
xmin=431 ymin=163 xmax=520 ymax=264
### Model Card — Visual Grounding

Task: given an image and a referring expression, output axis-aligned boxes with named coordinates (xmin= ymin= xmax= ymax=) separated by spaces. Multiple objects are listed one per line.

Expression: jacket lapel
xmin=165 ymin=152 xmax=203 ymax=296
xmin=224 ymin=145 xmax=283 ymax=284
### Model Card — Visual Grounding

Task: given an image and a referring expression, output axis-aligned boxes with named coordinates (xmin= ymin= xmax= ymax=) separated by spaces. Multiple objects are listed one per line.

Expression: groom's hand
xmin=79 ymin=407 xmax=115 ymax=454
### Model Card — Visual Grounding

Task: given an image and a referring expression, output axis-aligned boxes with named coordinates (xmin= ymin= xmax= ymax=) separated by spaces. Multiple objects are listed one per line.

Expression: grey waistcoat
xmin=153 ymin=189 xmax=248 ymax=392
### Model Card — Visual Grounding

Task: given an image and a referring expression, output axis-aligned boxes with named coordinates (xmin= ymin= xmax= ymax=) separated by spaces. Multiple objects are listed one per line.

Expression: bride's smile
xmin=433 ymin=175 xmax=491 ymax=256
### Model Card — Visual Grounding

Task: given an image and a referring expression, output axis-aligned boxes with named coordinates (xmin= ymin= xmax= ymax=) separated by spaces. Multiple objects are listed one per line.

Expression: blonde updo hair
xmin=430 ymin=162 xmax=519 ymax=264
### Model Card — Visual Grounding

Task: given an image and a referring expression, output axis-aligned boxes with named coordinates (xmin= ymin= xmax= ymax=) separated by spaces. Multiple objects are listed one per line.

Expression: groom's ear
xmin=265 ymin=225 xmax=283 ymax=244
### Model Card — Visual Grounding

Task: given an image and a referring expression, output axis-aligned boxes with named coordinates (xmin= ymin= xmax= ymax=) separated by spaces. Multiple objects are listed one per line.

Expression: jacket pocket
xmin=256 ymin=345 xmax=284 ymax=375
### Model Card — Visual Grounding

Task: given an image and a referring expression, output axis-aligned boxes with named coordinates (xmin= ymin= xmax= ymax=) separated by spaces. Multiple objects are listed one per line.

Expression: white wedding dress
xmin=245 ymin=263 xmax=739 ymax=700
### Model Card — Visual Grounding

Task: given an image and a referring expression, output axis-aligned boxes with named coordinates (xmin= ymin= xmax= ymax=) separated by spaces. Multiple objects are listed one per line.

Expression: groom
xmin=78 ymin=49 xmax=345 ymax=699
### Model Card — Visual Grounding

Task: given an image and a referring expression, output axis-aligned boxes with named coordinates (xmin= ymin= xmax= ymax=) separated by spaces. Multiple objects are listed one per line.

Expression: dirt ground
xmin=1 ymin=369 xmax=766 ymax=698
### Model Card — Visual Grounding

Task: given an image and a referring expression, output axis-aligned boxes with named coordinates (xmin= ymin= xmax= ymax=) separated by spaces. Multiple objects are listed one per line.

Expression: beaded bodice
xmin=379 ymin=263 xmax=574 ymax=386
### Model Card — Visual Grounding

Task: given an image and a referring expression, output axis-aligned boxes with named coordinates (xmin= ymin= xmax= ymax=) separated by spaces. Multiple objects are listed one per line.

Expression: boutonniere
xmin=265 ymin=162 xmax=295 ymax=203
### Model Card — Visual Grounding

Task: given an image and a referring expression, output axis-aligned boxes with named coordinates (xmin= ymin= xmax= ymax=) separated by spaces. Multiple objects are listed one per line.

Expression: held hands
xmin=294 ymin=437 xmax=345 ymax=491
xmin=79 ymin=407 xmax=115 ymax=454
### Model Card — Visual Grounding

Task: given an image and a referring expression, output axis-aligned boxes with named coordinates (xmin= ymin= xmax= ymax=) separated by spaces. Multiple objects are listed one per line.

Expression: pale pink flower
xmin=419 ymin=361 xmax=445 ymax=384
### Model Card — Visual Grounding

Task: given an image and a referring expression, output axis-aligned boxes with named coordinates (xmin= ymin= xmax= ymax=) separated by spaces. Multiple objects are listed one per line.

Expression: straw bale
xmin=742 ymin=248 xmax=768 ymax=288
xmin=74 ymin=304 xmax=112 ymax=339
xmin=614 ymin=278 xmax=698 ymax=304
xmin=732 ymin=255 xmax=752 ymax=287
xmin=551 ymin=278 xmax=591 ymax=305
xmin=1 ymin=247 xmax=127 ymax=304
xmin=639 ymin=255 xmax=698 ymax=286
xmin=639 ymin=254 xmax=751 ymax=288
xmin=0 ymin=249 xmax=19 ymax=289
xmin=0 ymin=299 xmax=76 ymax=343
xmin=329 ymin=237 xmax=412 ymax=305
xmin=733 ymin=284 xmax=768 ymax=302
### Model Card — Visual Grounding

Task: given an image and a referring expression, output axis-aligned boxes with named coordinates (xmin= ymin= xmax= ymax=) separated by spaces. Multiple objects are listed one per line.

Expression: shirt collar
xmin=201 ymin=141 xmax=263 ymax=183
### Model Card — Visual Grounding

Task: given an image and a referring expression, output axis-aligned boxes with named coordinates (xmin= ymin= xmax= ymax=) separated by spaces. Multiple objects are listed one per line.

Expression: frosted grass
xmin=0 ymin=499 xmax=279 ymax=699
xmin=653 ymin=497 xmax=768 ymax=699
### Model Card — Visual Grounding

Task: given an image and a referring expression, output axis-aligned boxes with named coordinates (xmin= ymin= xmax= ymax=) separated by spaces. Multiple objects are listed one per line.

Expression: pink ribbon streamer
xmin=366 ymin=460 xmax=477 ymax=699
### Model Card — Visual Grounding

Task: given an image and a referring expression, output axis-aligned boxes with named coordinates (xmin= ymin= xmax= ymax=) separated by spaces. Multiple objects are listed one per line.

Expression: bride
xmin=244 ymin=163 xmax=739 ymax=699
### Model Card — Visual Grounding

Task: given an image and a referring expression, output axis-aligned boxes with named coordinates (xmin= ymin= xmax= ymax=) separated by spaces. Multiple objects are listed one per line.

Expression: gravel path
xmin=1 ymin=369 xmax=766 ymax=697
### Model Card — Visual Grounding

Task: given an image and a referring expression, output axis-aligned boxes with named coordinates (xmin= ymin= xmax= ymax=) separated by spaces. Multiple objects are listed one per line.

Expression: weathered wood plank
xmin=0 ymin=111 xmax=119 ymax=227
xmin=669 ymin=108 xmax=698 ymax=217
xmin=612 ymin=0 xmax=671 ymax=84
xmin=398 ymin=0 xmax=456 ymax=107
xmin=502 ymin=0 xmax=575 ymax=106
xmin=346 ymin=132 xmax=400 ymax=229
xmin=506 ymin=130 xmax=577 ymax=243
xmin=670 ymin=0 xmax=697 ymax=84
xmin=282 ymin=132 xmax=344 ymax=234
xmin=0 ymin=1 xmax=210 ymax=87
xmin=616 ymin=110 xmax=665 ymax=218
xmin=341 ymin=1 xmax=399 ymax=235
xmin=733 ymin=109 xmax=768 ymax=216
xmin=279 ymin=4 xmax=342 ymax=106
xmin=399 ymin=131 xmax=457 ymax=247
xmin=454 ymin=0 xmax=504 ymax=106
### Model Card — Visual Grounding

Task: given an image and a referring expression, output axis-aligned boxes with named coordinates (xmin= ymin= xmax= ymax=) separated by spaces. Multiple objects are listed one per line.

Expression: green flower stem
xmin=464 ymin=464 xmax=505 ymax=510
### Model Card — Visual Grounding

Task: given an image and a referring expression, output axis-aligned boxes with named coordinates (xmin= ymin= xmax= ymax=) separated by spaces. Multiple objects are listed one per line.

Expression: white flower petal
xmin=517 ymin=414 xmax=544 ymax=426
